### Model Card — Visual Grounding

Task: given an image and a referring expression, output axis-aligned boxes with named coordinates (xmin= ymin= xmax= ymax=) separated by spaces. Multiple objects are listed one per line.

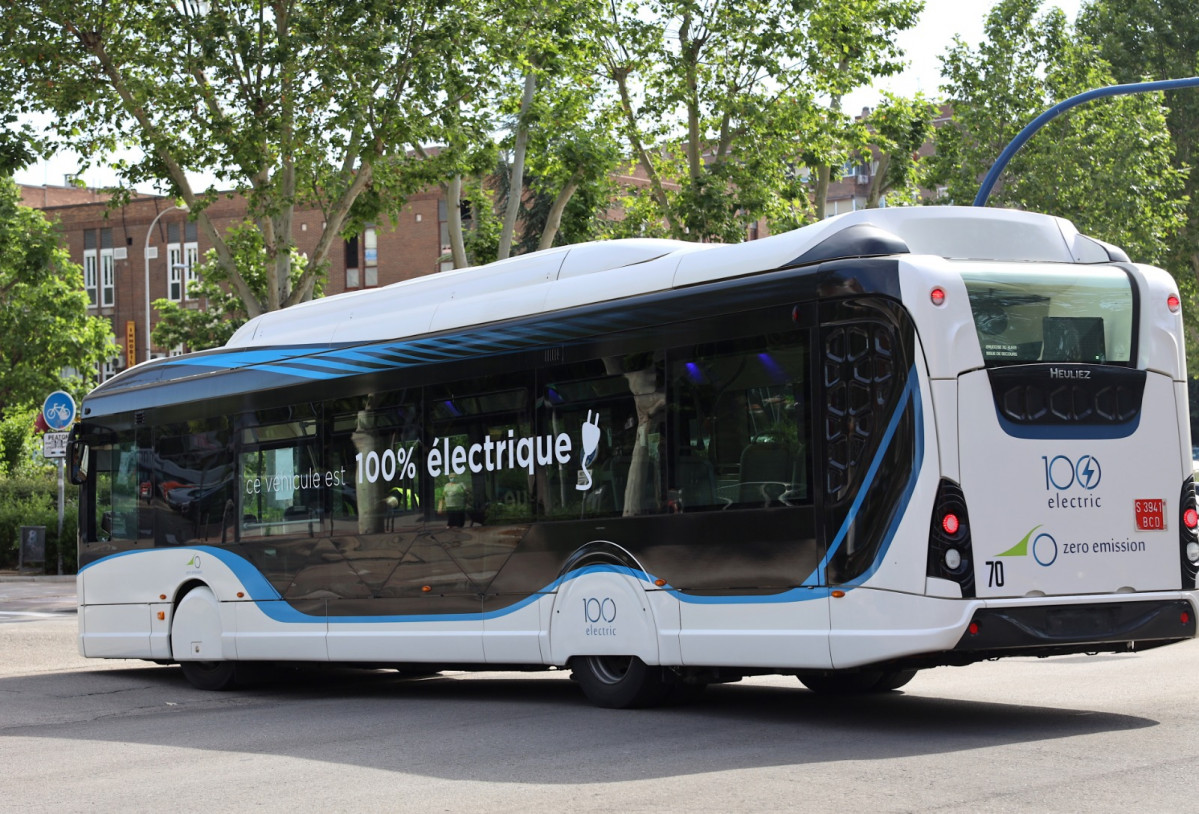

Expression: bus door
xmin=955 ymin=264 xmax=1184 ymax=598
xmin=667 ymin=318 xmax=829 ymax=669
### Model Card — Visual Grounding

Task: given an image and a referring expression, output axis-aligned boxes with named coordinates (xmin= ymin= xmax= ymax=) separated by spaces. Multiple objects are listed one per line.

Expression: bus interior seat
xmin=738 ymin=441 xmax=795 ymax=506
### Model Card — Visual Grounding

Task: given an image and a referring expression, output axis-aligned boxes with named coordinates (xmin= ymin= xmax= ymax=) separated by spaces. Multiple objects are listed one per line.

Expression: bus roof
xmin=225 ymin=206 xmax=1127 ymax=350
xmin=84 ymin=206 xmax=1130 ymax=415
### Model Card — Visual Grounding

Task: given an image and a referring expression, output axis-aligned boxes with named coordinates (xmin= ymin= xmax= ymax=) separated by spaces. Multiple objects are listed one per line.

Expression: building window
xmin=344 ymin=233 xmax=360 ymax=289
xmin=364 ymin=226 xmax=378 ymax=287
xmin=168 ymin=243 xmax=183 ymax=301
xmin=83 ymin=230 xmax=98 ymax=307
xmin=167 ymin=222 xmax=199 ymax=301
xmin=99 ymin=228 xmax=115 ymax=308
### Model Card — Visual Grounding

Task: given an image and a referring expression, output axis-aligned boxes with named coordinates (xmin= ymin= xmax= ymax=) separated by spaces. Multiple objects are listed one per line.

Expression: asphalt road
xmin=2 ymin=579 xmax=1198 ymax=813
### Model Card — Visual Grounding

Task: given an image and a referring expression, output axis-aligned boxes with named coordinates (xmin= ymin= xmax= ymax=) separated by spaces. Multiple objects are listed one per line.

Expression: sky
xmin=843 ymin=0 xmax=1086 ymax=113
xmin=13 ymin=0 xmax=1086 ymax=191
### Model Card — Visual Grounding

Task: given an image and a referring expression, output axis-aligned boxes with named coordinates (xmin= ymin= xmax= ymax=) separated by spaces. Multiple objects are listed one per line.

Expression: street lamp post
xmin=143 ymin=203 xmax=188 ymax=364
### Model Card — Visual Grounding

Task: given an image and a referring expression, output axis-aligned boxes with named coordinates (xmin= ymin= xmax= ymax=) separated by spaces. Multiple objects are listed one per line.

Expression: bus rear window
xmin=959 ymin=265 xmax=1133 ymax=365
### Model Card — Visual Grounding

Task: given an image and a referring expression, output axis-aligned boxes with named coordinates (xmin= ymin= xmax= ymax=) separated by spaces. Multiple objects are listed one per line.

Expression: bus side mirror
xmin=67 ymin=427 xmax=89 ymax=485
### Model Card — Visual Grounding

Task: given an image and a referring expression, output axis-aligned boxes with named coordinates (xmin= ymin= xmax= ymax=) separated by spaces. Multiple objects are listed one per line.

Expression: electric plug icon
xmin=576 ymin=410 xmax=601 ymax=491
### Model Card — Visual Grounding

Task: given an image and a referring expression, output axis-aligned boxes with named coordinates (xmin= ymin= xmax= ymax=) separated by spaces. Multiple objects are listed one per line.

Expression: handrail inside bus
xmin=973 ymin=76 xmax=1199 ymax=208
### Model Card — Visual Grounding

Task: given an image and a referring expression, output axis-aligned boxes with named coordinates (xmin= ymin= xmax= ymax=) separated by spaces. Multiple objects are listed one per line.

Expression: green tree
xmin=931 ymin=0 xmax=1186 ymax=270
xmin=599 ymin=0 xmax=921 ymax=242
xmin=1077 ymin=0 xmax=1199 ymax=347
xmin=426 ymin=0 xmax=620 ymax=267
xmin=0 ymin=175 xmax=114 ymax=417
xmin=862 ymin=93 xmax=940 ymax=209
xmin=0 ymin=0 xmax=487 ymax=317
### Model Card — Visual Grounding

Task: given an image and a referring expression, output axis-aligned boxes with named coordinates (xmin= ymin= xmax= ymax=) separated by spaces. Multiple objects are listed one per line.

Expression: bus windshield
xmin=960 ymin=265 xmax=1133 ymax=366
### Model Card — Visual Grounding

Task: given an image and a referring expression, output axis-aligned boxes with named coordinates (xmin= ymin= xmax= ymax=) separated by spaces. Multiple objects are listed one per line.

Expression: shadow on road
xmin=0 ymin=662 xmax=1157 ymax=784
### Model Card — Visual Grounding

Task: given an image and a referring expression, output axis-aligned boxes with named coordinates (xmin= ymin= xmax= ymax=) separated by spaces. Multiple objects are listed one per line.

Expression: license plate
xmin=1134 ymin=499 xmax=1166 ymax=531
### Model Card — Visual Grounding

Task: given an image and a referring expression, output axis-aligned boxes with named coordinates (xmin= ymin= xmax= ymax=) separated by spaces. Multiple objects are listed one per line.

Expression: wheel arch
xmin=170 ymin=581 xmax=231 ymax=662
xmin=548 ymin=540 xmax=663 ymax=667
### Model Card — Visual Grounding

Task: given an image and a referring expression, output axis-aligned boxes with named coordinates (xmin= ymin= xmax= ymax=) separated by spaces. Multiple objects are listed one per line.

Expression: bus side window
xmin=538 ymin=353 xmax=667 ymax=519
xmin=153 ymin=420 xmax=235 ymax=546
xmin=239 ymin=412 xmax=321 ymax=539
xmin=93 ymin=434 xmax=140 ymax=542
xmin=326 ymin=393 xmax=422 ymax=536
xmin=670 ymin=333 xmax=811 ymax=512
xmin=426 ymin=378 xmax=534 ymax=526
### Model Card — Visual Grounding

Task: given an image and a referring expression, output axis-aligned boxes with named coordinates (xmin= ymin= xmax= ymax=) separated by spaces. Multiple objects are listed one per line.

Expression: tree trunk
xmin=498 ymin=71 xmax=538 ymax=261
xmin=538 ymin=173 xmax=582 ymax=251
xmin=814 ymin=166 xmax=831 ymax=219
xmin=447 ymin=175 xmax=468 ymax=269
xmin=866 ymin=154 xmax=890 ymax=209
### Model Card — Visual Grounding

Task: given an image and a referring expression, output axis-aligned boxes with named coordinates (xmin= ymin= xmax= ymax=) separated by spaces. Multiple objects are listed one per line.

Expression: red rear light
xmin=1168 ymin=294 xmax=1181 ymax=313
xmin=1185 ymin=508 xmax=1197 ymax=529
xmin=942 ymin=513 xmax=960 ymax=535
xmin=930 ymin=287 xmax=946 ymax=306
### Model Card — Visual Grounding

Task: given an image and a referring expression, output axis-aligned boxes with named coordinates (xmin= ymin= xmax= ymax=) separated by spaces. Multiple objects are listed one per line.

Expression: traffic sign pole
xmin=41 ymin=390 xmax=76 ymax=575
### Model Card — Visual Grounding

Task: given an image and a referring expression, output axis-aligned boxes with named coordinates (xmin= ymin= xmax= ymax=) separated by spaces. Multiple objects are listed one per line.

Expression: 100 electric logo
xmin=582 ymin=596 xmax=617 ymax=637
xmin=1043 ymin=453 xmax=1103 ymax=509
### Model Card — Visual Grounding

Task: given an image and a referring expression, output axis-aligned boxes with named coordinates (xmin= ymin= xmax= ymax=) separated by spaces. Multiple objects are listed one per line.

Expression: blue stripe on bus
xmin=995 ymin=412 xmax=1140 ymax=440
xmin=802 ymin=367 xmax=921 ymax=588
xmin=836 ymin=372 xmax=924 ymax=588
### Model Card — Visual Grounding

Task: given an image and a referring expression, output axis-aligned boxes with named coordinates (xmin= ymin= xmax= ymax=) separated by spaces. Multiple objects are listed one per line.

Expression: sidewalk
xmin=0 ymin=571 xmax=76 ymax=583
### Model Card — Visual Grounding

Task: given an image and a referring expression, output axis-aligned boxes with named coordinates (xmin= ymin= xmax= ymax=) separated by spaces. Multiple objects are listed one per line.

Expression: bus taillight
xmin=930 ymin=287 xmax=946 ymax=306
xmin=1168 ymin=294 xmax=1181 ymax=313
xmin=928 ymin=479 xmax=975 ymax=597
xmin=1180 ymin=478 xmax=1198 ymax=588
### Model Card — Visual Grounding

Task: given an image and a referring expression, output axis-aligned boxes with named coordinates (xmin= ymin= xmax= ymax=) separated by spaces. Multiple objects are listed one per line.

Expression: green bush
xmin=0 ymin=473 xmax=78 ymax=573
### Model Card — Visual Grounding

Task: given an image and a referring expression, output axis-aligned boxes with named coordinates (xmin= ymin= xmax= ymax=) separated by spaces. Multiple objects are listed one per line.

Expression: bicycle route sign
xmin=42 ymin=391 xmax=76 ymax=431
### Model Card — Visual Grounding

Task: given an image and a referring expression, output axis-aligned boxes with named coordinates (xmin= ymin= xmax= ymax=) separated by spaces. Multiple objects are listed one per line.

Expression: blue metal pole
xmin=973 ymin=76 xmax=1199 ymax=207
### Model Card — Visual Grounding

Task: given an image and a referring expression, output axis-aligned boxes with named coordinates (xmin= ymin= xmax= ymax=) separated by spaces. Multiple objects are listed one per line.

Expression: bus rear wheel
xmin=799 ymin=668 xmax=918 ymax=694
xmin=572 ymin=655 xmax=669 ymax=708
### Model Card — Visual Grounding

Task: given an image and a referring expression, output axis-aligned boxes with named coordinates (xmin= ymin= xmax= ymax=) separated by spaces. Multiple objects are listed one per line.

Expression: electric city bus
xmin=68 ymin=206 xmax=1199 ymax=707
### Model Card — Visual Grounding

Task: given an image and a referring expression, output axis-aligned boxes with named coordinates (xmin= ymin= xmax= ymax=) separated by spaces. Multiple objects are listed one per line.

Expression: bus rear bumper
xmin=953 ymin=597 xmax=1196 ymax=656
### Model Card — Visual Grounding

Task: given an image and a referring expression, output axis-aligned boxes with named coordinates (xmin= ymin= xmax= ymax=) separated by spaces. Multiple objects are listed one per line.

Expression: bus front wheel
xmin=179 ymin=659 xmax=238 ymax=691
xmin=172 ymin=585 xmax=238 ymax=691
xmin=571 ymin=655 xmax=668 ymax=708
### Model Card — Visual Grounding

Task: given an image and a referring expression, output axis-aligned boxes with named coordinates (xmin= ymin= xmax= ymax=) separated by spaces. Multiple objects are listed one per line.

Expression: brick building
xmin=20 ymin=184 xmax=449 ymax=378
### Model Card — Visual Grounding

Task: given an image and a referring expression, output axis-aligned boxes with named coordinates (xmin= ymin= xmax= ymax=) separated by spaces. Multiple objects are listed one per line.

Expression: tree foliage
xmin=0 ymin=0 xmax=487 ymax=316
xmin=862 ymin=92 xmax=939 ymax=208
xmin=930 ymin=0 xmax=1186 ymax=270
xmin=0 ymin=175 xmax=114 ymax=416
xmin=599 ymin=0 xmax=922 ymax=242
xmin=1077 ymin=0 xmax=1199 ymax=353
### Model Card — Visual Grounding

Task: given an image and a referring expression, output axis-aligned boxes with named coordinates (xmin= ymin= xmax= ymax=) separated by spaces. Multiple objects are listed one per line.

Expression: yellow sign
xmin=125 ymin=320 xmax=136 ymax=366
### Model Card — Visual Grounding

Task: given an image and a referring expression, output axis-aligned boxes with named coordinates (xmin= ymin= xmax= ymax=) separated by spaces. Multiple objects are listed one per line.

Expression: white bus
xmin=68 ymin=206 xmax=1199 ymax=707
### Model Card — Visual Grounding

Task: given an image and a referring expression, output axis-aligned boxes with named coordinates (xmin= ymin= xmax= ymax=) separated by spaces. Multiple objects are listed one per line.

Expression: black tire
xmin=872 ymin=668 xmax=918 ymax=692
xmin=179 ymin=659 xmax=239 ymax=691
xmin=572 ymin=655 xmax=669 ymax=708
xmin=799 ymin=668 xmax=917 ymax=694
